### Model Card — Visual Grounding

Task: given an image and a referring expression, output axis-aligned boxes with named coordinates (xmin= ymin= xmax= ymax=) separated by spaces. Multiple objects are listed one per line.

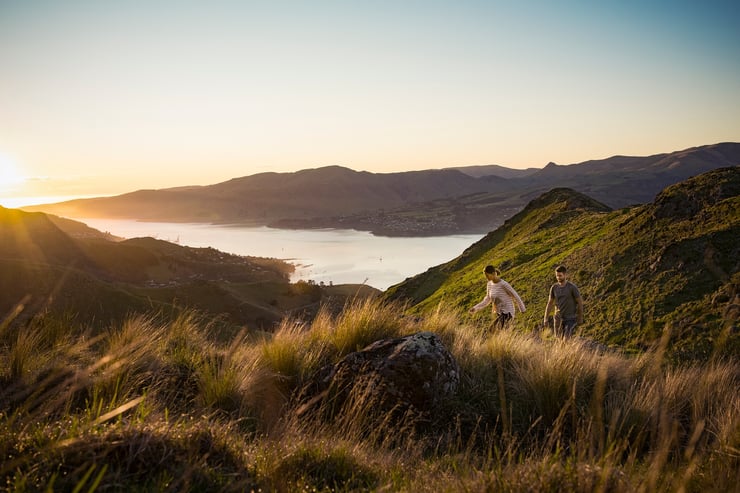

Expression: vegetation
xmin=1 ymin=299 xmax=738 ymax=492
xmin=385 ymin=168 xmax=740 ymax=362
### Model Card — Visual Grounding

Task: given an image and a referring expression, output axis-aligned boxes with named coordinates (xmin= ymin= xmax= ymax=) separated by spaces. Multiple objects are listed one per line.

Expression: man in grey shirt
xmin=543 ymin=265 xmax=584 ymax=338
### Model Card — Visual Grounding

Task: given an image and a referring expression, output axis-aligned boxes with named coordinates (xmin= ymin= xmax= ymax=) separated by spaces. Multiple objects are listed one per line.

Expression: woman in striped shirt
xmin=469 ymin=265 xmax=526 ymax=331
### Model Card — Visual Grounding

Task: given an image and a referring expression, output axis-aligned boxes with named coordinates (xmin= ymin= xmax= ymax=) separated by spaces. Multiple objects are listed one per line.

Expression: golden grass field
xmin=1 ymin=298 xmax=738 ymax=492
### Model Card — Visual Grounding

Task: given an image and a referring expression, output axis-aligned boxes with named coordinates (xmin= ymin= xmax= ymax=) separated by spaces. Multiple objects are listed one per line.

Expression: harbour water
xmin=73 ymin=218 xmax=485 ymax=291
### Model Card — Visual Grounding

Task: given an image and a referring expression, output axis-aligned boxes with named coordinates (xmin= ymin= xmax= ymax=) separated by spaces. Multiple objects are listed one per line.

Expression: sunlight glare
xmin=0 ymin=153 xmax=26 ymax=191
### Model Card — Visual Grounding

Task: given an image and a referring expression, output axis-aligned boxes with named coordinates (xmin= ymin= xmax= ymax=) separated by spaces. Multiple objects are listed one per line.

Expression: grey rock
xmin=296 ymin=331 xmax=459 ymax=420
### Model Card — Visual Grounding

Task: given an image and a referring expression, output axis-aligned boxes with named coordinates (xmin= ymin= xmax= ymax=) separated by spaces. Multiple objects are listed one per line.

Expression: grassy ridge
xmin=1 ymin=299 xmax=738 ymax=491
xmin=385 ymin=168 xmax=740 ymax=361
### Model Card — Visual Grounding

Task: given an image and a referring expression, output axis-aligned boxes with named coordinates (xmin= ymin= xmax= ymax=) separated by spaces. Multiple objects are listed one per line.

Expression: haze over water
xmin=76 ymin=218 xmax=484 ymax=291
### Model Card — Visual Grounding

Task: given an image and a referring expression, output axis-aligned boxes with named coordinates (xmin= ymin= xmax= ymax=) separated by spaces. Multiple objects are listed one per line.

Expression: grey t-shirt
xmin=549 ymin=281 xmax=581 ymax=319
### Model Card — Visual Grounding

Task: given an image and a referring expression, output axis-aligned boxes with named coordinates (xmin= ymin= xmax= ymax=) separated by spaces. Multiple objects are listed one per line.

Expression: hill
xmin=0 ymin=207 xmax=379 ymax=331
xmin=444 ymin=163 xmax=540 ymax=179
xmin=22 ymin=143 xmax=740 ymax=236
xmin=384 ymin=167 xmax=740 ymax=361
xmin=510 ymin=142 xmax=740 ymax=208
xmin=22 ymin=166 xmax=492 ymax=224
xmin=306 ymin=143 xmax=740 ymax=235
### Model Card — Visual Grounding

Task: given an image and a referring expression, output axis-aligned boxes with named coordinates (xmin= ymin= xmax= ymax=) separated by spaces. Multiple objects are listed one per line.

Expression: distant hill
xmin=0 ymin=207 xmax=378 ymax=331
xmin=384 ymin=167 xmax=740 ymax=361
xmin=510 ymin=142 xmax=740 ymax=208
xmin=445 ymin=163 xmax=539 ymax=179
xmin=22 ymin=143 xmax=740 ymax=236
xmin=23 ymin=166 xmax=491 ymax=224
xmin=276 ymin=143 xmax=740 ymax=236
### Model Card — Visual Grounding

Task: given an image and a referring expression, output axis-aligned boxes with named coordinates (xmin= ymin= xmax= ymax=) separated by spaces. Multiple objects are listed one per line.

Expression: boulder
xmin=296 ymin=331 xmax=459 ymax=421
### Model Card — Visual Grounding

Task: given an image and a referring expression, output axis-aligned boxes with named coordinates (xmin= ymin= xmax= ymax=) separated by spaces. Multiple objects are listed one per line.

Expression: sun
xmin=0 ymin=153 xmax=26 ymax=188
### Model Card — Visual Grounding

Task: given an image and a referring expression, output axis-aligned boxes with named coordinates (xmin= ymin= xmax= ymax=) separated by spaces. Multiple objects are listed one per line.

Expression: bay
xmin=74 ymin=218 xmax=485 ymax=291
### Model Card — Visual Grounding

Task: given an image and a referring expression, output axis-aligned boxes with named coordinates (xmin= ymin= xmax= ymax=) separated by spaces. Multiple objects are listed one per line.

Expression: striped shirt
xmin=472 ymin=279 xmax=526 ymax=316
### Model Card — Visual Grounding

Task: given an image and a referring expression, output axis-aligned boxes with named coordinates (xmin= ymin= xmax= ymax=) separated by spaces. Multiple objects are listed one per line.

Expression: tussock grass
xmin=325 ymin=297 xmax=406 ymax=355
xmin=1 ymin=298 xmax=738 ymax=491
xmin=263 ymin=440 xmax=380 ymax=492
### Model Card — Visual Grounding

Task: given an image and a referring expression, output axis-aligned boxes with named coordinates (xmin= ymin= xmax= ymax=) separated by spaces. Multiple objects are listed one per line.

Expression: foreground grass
xmin=1 ymin=300 xmax=738 ymax=492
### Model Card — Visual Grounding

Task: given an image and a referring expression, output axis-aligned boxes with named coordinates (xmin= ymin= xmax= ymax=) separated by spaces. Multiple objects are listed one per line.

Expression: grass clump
xmin=268 ymin=442 xmax=379 ymax=492
xmin=326 ymin=297 xmax=405 ymax=356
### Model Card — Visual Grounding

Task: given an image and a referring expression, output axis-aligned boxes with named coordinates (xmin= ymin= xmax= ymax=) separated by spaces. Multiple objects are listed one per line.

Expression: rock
xmin=575 ymin=337 xmax=612 ymax=354
xmin=296 ymin=331 xmax=459 ymax=421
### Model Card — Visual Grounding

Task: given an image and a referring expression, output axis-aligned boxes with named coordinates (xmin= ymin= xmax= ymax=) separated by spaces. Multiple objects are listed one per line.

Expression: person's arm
xmin=543 ymin=286 xmax=554 ymax=325
xmin=504 ymin=283 xmax=526 ymax=313
xmin=469 ymin=285 xmax=492 ymax=313
xmin=570 ymin=283 xmax=583 ymax=324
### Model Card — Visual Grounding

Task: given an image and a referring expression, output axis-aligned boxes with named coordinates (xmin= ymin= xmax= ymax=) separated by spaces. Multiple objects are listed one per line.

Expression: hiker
xmin=469 ymin=265 xmax=526 ymax=330
xmin=543 ymin=265 xmax=584 ymax=338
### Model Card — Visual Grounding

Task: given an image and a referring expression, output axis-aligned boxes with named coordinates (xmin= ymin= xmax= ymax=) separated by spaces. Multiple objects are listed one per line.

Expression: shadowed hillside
xmin=385 ymin=167 xmax=740 ymax=361
xmin=510 ymin=142 xmax=740 ymax=209
xmin=0 ymin=207 xmax=379 ymax=331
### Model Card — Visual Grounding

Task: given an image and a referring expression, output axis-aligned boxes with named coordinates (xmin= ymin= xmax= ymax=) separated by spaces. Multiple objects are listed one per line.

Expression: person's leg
xmin=563 ymin=318 xmax=577 ymax=338
xmin=493 ymin=312 xmax=511 ymax=331
xmin=553 ymin=313 xmax=563 ymax=337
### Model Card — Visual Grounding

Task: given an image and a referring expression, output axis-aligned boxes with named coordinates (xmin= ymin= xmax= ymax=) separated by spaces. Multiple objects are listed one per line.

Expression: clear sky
xmin=1 ymin=0 xmax=739 ymax=204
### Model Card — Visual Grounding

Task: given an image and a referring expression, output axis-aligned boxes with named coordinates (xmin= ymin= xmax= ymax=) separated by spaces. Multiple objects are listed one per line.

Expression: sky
xmin=1 ymin=0 xmax=739 ymax=205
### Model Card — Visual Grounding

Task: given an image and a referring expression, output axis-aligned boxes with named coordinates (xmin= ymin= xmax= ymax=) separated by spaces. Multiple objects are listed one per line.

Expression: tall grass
xmin=1 ymin=299 xmax=738 ymax=491
xmin=323 ymin=297 xmax=406 ymax=355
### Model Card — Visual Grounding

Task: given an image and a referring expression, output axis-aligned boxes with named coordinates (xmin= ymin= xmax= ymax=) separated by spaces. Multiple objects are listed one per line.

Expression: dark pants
xmin=554 ymin=315 xmax=577 ymax=338
xmin=493 ymin=312 xmax=513 ymax=331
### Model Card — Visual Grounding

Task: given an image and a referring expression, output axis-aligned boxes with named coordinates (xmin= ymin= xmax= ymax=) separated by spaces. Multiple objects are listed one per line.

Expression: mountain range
xmin=23 ymin=142 xmax=740 ymax=236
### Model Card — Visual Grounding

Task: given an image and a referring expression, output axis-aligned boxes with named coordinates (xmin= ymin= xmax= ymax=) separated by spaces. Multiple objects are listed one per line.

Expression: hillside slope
xmin=0 ymin=207 xmax=378 ymax=331
xmin=384 ymin=167 xmax=740 ymax=360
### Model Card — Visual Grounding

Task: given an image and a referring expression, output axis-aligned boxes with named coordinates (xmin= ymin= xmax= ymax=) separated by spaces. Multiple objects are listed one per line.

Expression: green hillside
xmin=385 ymin=167 xmax=740 ymax=361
